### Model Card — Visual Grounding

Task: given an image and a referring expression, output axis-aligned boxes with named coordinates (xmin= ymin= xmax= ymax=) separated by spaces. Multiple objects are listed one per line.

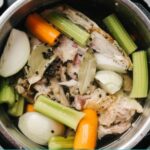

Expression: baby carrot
xmin=74 ymin=109 xmax=98 ymax=149
xmin=26 ymin=104 xmax=34 ymax=112
xmin=26 ymin=13 xmax=60 ymax=46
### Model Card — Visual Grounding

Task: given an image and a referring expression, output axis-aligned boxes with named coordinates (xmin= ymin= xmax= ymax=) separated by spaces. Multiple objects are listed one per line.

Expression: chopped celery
xmin=15 ymin=92 xmax=19 ymax=101
xmin=130 ymin=51 xmax=148 ymax=98
xmin=34 ymin=95 xmax=85 ymax=130
xmin=45 ymin=12 xmax=90 ymax=47
xmin=103 ymin=14 xmax=137 ymax=55
xmin=0 ymin=80 xmax=15 ymax=106
xmin=8 ymin=96 xmax=24 ymax=117
xmin=48 ymin=136 xmax=74 ymax=150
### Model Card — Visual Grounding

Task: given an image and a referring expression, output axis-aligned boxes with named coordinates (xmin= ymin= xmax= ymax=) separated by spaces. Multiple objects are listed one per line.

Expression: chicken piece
xmin=85 ymin=84 xmax=97 ymax=95
xmin=15 ymin=78 xmax=34 ymax=102
xmin=86 ymin=88 xmax=107 ymax=101
xmin=73 ymin=95 xmax=90 ymax=110
xmin=15 ymin=78 xmax=28 ymax=94
xmin=100 ymin=92 xmax=143 ymax=127
xmin=69 ymin=84 xmax=80 ymax=97
xmin=54 ymin=36 xmax=78 ymax=63
xmin=72 ymin=88 xmax=114 ymax=111
xmin=59 ymin=66 xmax=67 ymax=82
xmin=91 ymin=31 xmax=132 ymax=73
xmin=98 ymin=122 xmax=131 ymax=139
xmin=66 ymin=62 xmax=78 ymax=80
xmin=84 ymin=95 xmax=116 ymax=112
xmin=77 ymin=46 xmax=88 ymax=56
xmin=66 ymin=54 xmax=83 ymax=80
xmin=50 ymin=78 xmax=70 ymax=106
xmin=33 ymin=78 xmax=51 ymax=95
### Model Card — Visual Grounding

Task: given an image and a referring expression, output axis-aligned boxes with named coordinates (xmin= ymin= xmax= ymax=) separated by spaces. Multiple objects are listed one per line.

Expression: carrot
xmin=73 ymin=109 xmax=98 ymax=149
xmin=26 ymin=13 xmax=60 ymax=46
xmin=26 ymin=104 xmax=34 ymax=112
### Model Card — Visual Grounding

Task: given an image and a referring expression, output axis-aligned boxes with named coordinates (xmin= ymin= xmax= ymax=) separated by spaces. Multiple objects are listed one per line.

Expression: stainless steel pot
xmin=0 ymin=0 xmax=150 ymax=149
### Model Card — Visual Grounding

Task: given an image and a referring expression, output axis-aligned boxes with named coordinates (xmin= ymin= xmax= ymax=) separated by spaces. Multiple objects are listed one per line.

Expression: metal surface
xmin=0 ymin=0 xmax=150 ymax=149
xmin=0 ymin=0 xmax=3 ymax=8
xmin=144 ymin=0 xmax=150 ymax=7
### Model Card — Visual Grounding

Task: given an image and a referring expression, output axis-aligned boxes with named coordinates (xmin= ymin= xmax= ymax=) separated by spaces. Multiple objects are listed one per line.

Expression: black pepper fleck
xmin=42 ymin=49 xmax=53 ymax=59
xmin=35 ymin=71 xmax=39 ymax=75
xmin=44 ymin=58 xmax=61 ymax=77
xmin=51 ymin=130 xmax=55 ymax=134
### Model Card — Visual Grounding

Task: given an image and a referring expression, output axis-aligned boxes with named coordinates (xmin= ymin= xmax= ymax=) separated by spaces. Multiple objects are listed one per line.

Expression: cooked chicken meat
xmin=33 ymin=78 xmax=51 ymax=95
xmin=91 ymin=31 xmax=132 ymax=73
xmin=97 ymin=92 xmax=143 ymax=138
xmin=99 ymin=92 xmax=143 ymax=127
xmin=72 ymin=88 xmax=112 ymax=111
xmin=98 ymin=122 xmax=131 ymax=139
xmin=66 ymin=62 xmax=79 ymax=80
xmin=84 ymin=95 xmax=116 ymax=112
xmin=54 ymin=36 xmax=78 ymax=62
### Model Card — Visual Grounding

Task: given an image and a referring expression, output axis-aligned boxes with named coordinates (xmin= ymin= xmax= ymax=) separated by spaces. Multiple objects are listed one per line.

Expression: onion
xmin=0 ymin=29 xmax=30 ymax=77
xmin=18 ymin=112 xmax=65 ymax=145
xmin=95 ymin=70 xmax=123 ymax=94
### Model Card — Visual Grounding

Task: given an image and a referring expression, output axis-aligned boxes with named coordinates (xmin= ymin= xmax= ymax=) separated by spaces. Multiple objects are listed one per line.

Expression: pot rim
xmin=0 ymin=0 xmax=150 ymax=149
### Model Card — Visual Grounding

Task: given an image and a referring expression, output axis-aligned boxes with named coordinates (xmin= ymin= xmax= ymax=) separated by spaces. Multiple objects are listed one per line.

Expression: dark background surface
xmin=0 ymin=0 xmax=150 ymax=149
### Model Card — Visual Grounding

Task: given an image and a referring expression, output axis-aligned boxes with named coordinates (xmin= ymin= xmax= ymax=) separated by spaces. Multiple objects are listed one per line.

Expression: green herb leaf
xmin=27 ymin=45 xmax=56 ymax=85
xmin=78 ymin=50 xmax=97 ymax=94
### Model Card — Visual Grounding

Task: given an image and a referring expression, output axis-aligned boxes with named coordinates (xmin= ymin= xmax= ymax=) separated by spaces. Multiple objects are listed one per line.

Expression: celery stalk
xmin=8 ymin=96 xmax=24 ymax=117
xmin=45 ymin=12 xmax=90 ymax=47
xmin=34 ymin=95 xmax=85 ymax=130
xmin=48 ymin=136 xmax=74 ymax=150
xmin=130 ymin=51 xmax=148 ymax=98
xmin=103 ymin=14 xmax=137 ymax=55
xmin=0 ymin=80 xmax=15 ymax=106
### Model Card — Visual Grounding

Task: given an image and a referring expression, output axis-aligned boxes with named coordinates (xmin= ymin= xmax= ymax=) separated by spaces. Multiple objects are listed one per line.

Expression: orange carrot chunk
xmin=74 ymin=109 xmax=98 ymax=149
xmin=26 ymin=13 xmax=60 ymax=46
xmin=26 ymin=104 xmax=34 ymax=112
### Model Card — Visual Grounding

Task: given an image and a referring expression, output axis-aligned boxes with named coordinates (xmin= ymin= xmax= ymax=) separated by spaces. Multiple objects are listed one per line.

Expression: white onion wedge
xmin=18 ymin=112 xmax=65 ymax=145
xmin=95 ymin=70 xmax=123 ymax=94
xmin=0 ymin=29 xmax=30 ymax=77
